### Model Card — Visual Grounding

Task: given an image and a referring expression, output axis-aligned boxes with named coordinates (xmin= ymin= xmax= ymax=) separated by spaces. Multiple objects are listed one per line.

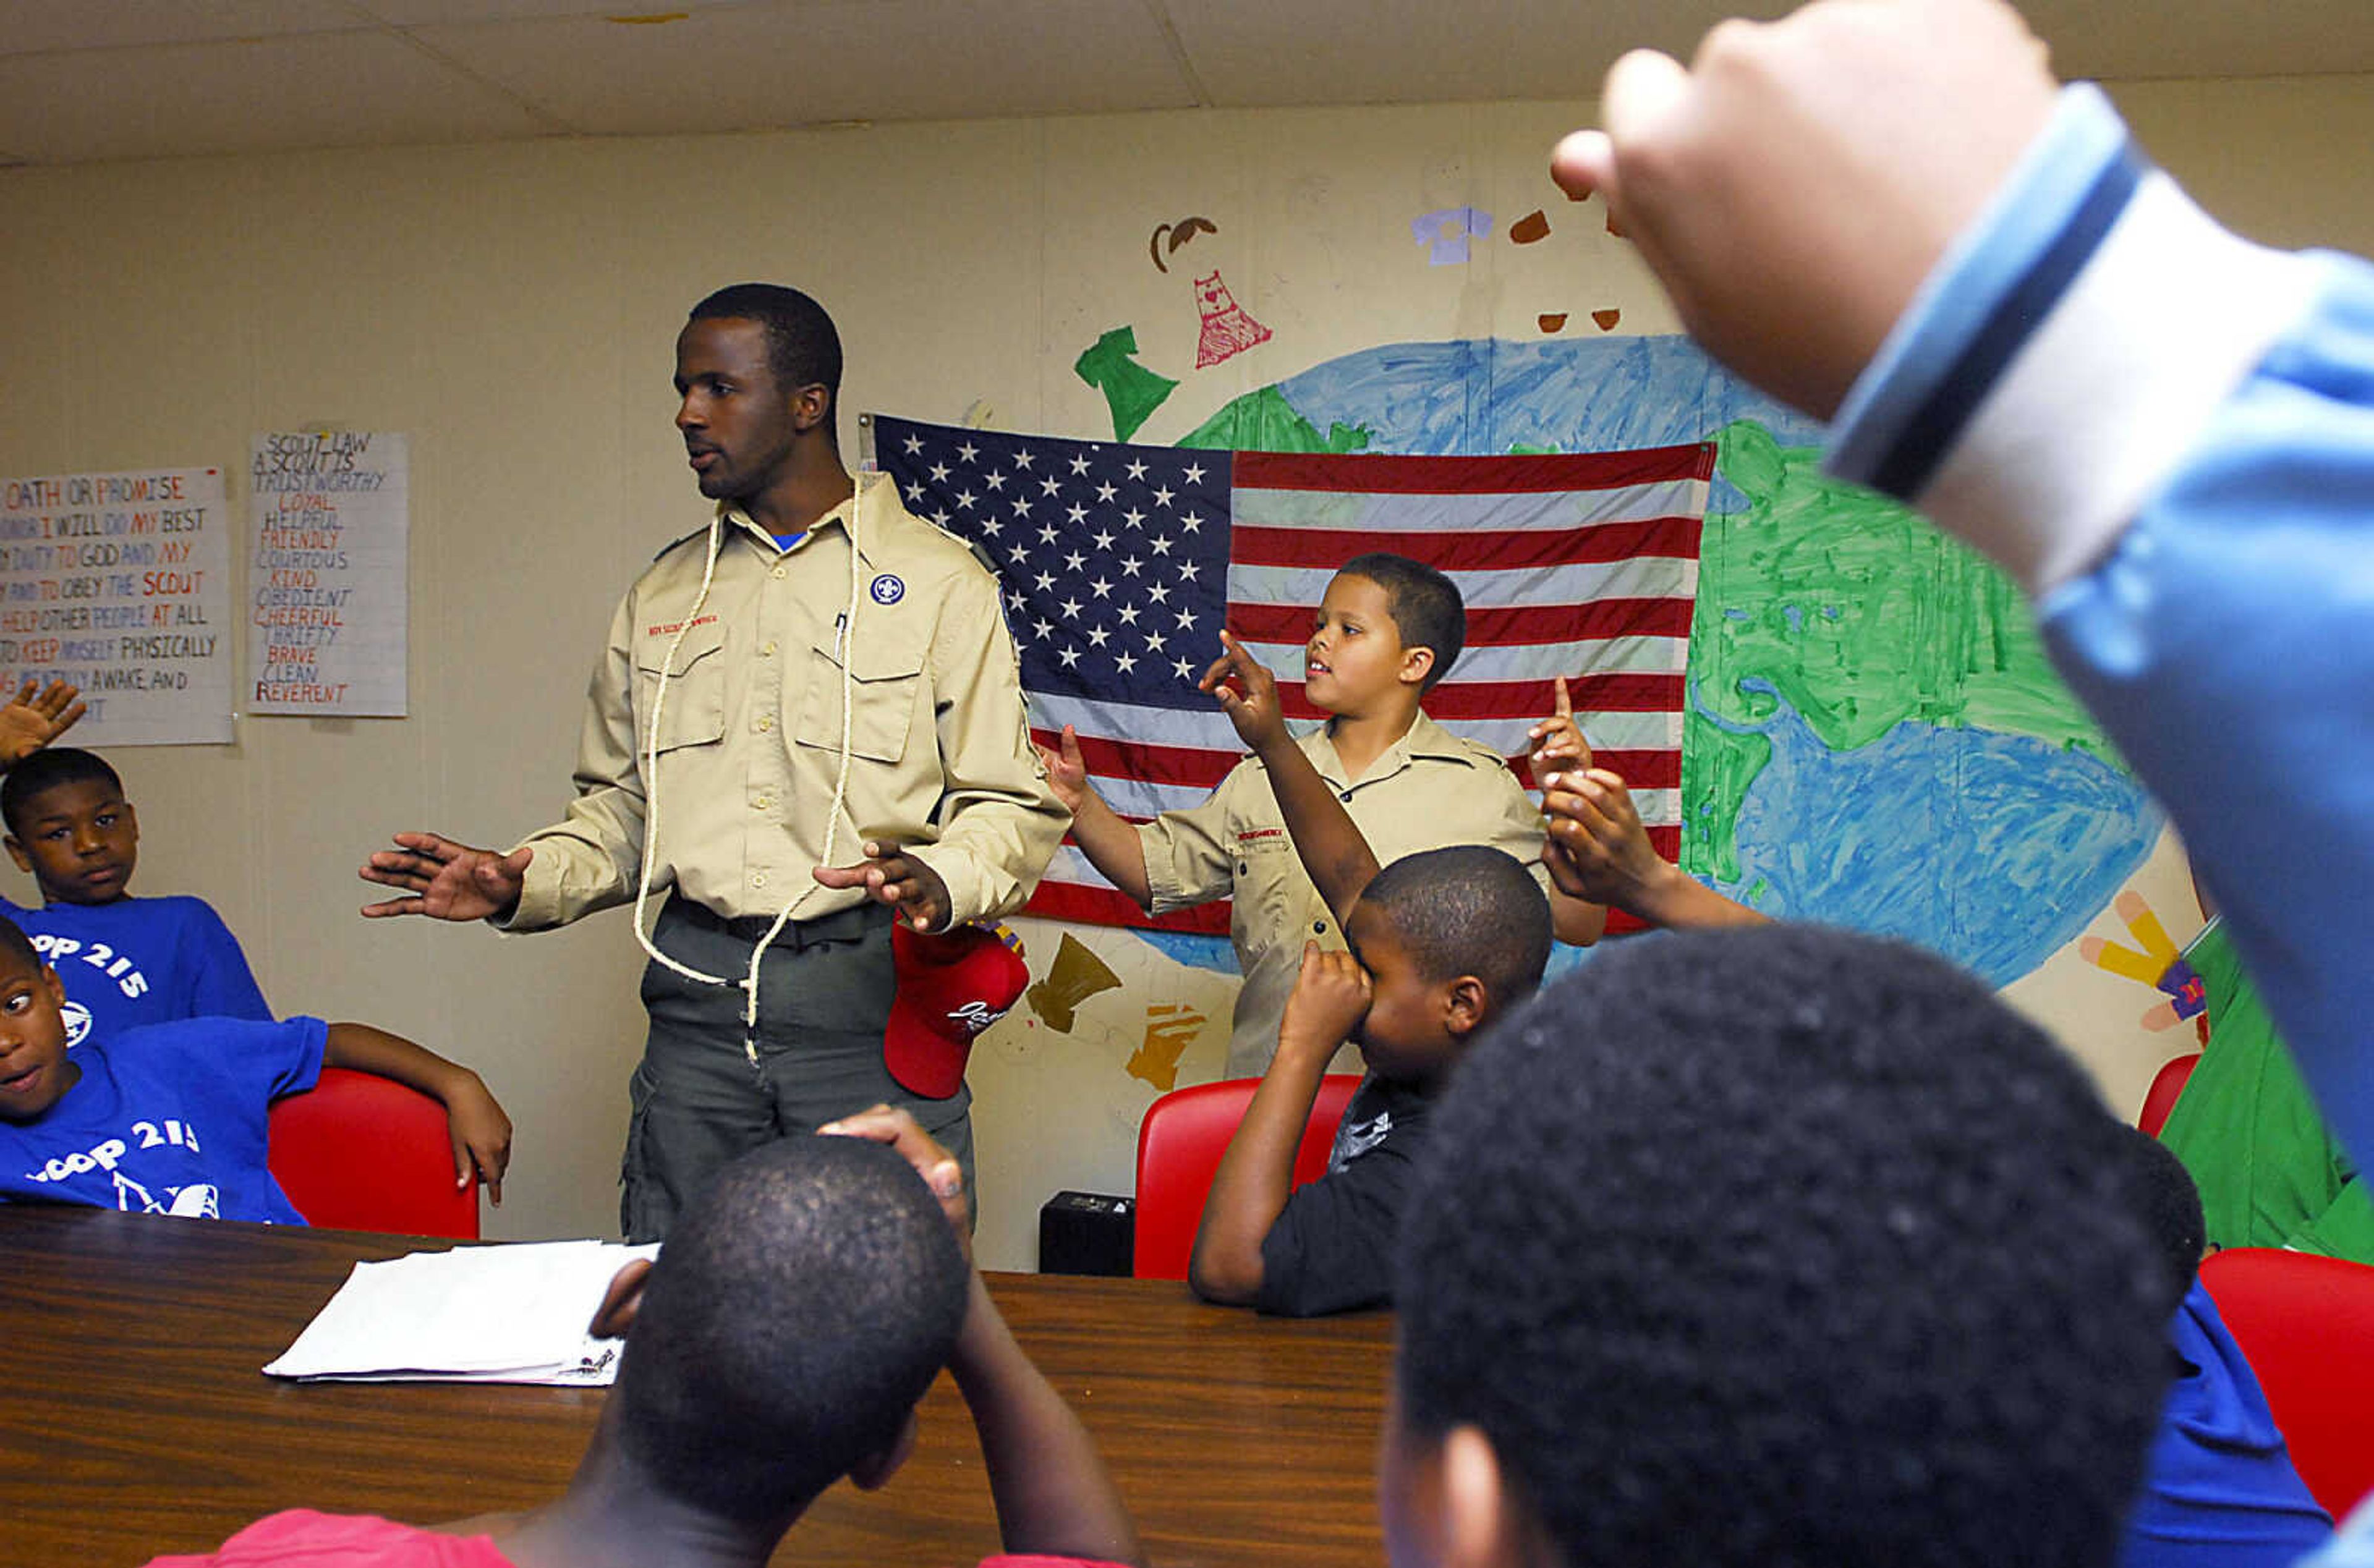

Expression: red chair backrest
xmin=2139 ymin=1052 xmax=2202 ymax=1138
xmin=267 ymin=1067 xmax=479 ymax=1239
xmin=1132 ymin=1074 xmax=1361 ymax=1280
xmin=2200 ymin=1246 xmax=2374 ymax=1518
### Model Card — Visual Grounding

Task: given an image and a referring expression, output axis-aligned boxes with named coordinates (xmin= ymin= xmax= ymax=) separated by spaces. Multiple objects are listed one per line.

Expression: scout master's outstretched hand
xmin=359 ymin=832 xmax=534 ymax=923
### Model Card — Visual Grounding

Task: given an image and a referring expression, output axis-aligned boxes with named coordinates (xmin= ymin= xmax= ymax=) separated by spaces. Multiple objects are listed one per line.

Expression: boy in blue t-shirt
xmin=0 ymin=745 xmax=270 ymax=1046
xmin=0 ymin=914 xmax=513 ymax=1219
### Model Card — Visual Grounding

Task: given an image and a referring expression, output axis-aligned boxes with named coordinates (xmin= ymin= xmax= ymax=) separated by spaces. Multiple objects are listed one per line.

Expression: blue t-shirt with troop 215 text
xmin=0 ymin=894 xmax=271 ymax=1048
xmin=0 ymin=1015 xmax=326 ymax=1224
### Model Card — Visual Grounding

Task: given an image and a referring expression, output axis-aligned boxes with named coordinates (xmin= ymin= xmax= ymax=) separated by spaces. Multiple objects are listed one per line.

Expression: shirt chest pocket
xmin=633 ymin=620 xmax=728 ymax=753
xmin=796 ymin=635 xmax=925 ymax=765
xmin=1232 ymin=833 xmax=1305 ymax=957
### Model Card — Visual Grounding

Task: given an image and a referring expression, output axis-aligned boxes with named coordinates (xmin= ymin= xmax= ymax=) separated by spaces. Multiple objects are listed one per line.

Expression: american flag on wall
xmin=871 ymin=415 xmax=1713 ymax=939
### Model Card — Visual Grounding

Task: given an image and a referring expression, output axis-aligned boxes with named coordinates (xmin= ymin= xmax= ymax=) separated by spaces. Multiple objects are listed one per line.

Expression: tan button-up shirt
xmin=1136 ymin=711 xmax=1552 ymax=1077
xmin=505 ymin=475 xmax=1066 ymax=933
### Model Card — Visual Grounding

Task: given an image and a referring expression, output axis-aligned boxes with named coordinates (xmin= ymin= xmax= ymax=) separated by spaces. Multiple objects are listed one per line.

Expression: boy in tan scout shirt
xmin=1044 ymin=552 xmax=1604 ymax=1078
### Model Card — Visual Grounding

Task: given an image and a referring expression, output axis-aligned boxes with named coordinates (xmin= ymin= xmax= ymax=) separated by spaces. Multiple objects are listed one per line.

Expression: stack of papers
xmin=265 ymin=1239 xmax=661 ymax=1386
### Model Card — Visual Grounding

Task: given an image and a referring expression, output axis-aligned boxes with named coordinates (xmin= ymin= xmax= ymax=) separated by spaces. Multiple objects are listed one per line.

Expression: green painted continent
xmin=1683 ymin=419 xmax=2121 ymax=879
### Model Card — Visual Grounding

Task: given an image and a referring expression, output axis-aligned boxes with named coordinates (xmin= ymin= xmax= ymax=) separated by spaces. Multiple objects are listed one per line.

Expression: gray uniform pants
xmin=621 ymin=897 xmax=974 ymax=1242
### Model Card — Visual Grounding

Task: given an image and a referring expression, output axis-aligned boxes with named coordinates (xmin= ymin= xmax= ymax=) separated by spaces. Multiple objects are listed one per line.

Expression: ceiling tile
xmin=411 ymin=0 xmax=1198 ymax=133
xmin=1160 ymin=0 xmax=1789 ymax=108
xmin=1160 ymin=0 xmax=2374 ymax=107
xmin=352 ymin=0 xmax=744 ymax=22
xmin=0 ymin=0 xmax=364 ymax=57
xmin=4 ymin=0 xmax=2373 ymax=167
xmin=2025 ymin=0 xmax=2374 ymax=79
xmin=0 ymin=32 xmax=555 ymax=163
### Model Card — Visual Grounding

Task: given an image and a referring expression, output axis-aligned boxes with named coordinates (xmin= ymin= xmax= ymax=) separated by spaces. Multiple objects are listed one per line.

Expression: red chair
xmin=2200 ymin=1246 xmax=2374 ymax=1519
xmin=267 ymin=1067 xmax=480 ymax=1239
xmin=2138 ymin=1052 xmax=2202 ymax=1138
xmin=1132 ymin=1074 xmax=1362 ymax=1280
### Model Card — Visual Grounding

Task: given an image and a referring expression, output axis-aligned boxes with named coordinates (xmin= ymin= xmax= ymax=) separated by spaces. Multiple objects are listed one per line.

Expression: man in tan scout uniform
xmin=361 ymin=284 xmax=1065 ymax=1240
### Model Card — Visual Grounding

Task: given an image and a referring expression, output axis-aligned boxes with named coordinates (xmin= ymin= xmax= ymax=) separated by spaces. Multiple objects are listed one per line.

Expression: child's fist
xmin=1279 ymin=940 xmax=1372 ymax=1054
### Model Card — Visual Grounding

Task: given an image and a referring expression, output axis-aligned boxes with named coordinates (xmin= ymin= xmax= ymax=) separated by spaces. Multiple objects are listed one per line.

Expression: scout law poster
xmin=247 ymin=431 xmax=409 ymax=718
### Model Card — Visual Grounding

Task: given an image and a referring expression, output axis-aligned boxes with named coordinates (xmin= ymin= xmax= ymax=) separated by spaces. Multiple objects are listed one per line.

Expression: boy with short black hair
xmin=1384 ymin=923 xmax=2180 ymax=1568
xmin=1047 ymin=553 xmax=1603 ymax=1079
xmin=145 ymin=1110 xmax=1141 ymax=1568
xmin=1187 ymin=844 xmax=1550 ymax=1315
xmin=1 ymin=745 xmax=271 ymax=1044
xmin=1335 ymin=550 xmax=1468 ymax=684
xmin=0 ymin=913 xmax=510 ymax=1217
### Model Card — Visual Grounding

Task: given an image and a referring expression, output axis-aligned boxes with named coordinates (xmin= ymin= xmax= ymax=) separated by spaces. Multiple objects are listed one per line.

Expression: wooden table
xmin=0 ymin=1208 xmax=1394 ymax=1568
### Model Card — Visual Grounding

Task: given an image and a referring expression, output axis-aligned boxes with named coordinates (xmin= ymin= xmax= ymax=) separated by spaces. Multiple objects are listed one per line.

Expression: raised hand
xmin=1540 ymin=768 xmax=1671 ymax=909
xmin=814 ymin=839 xmax=953 ymax=933
xmin=1526 ymin=675 xmax=1593 ymax=787
xmin=0 ymin=679 xmax=86 ymax=766
xmin=1542 ymin=768 xmax=1768 ymax=928
xmin=820 ymin=1102 xmax=972 ymax=1263
xmin=1198 ymin=630 xmax=1288 ymax=753
xmin=360 ymin=833 xmax=532 ymax=923
xmin=1034 ymin=724 xmax=1089 ymax=813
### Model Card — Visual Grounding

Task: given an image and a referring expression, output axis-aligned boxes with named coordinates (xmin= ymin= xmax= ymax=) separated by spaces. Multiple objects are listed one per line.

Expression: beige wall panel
xmin=2113 ymin=76 xmax=2374 ymax=257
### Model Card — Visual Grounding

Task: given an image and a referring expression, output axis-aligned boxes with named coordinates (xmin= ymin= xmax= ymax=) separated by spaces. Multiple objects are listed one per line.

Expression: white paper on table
xmin=265 ymin=1239 xmax=661 ymax=1385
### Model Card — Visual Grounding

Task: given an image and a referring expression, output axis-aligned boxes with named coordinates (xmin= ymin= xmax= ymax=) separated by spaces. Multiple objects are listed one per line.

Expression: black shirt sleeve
xmin=1253 ymin=1082 xmax=1429 ymax=1316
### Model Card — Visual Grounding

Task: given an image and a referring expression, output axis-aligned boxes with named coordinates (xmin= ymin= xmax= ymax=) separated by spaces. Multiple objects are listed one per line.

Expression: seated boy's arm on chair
xmin=1203 ymin=632 xmax=1381 ymax=923
xmin=321 ymin=1023 xmax=514 ymax=1204
xmin=824 ymin=1105 xmax=1145 ymax=1567
xmin=1190 ymin=944 xmax=1370 ymax=1305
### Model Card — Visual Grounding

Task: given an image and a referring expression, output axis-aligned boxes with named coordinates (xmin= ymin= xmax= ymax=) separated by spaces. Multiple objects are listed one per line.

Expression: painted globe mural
xmin=1142 ymin=333 xmax=2160 ymax=985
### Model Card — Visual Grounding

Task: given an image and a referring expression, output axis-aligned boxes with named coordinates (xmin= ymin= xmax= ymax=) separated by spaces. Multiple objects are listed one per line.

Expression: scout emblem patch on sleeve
xmin=869 ymin=574 xmax=905 ymax=605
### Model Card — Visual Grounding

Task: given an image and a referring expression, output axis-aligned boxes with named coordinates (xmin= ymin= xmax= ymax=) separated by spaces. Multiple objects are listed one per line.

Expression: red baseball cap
xmin=885 ymin=921 xmax=1029 ymax=1099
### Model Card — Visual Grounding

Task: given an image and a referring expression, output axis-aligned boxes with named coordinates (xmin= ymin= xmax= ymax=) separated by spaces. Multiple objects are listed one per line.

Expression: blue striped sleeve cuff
xmin=1826 ymin=83 xmax=2320 ymax=595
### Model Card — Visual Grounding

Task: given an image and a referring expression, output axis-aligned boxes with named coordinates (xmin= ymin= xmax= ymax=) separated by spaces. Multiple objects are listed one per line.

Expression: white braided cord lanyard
xmin=629 ymin=474 xmax=870 ymax=1066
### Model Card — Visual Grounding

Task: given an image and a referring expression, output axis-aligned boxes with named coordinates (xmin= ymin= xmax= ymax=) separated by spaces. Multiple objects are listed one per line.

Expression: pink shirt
xmin=143 ymin=1511 xmax=511 ymax=1566
xmin=145 ymin=1509 xmax=1132 ymax=1568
